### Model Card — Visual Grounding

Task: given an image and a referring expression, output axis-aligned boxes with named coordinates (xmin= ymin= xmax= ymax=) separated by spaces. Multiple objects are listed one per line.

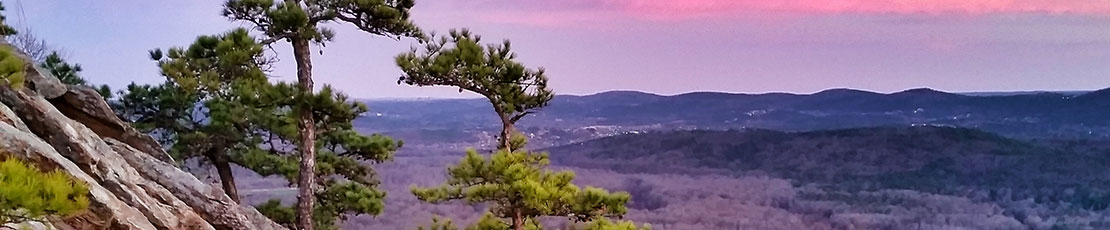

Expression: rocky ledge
xmin=0 ymin=44 xmax=286 ymax=230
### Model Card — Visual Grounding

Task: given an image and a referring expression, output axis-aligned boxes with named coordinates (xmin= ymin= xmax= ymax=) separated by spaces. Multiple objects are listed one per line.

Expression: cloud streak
xmin=614 ymin=0 xmax=1110 ymax=17
xmin=453 ymin=0 xmax=1110 ymax=24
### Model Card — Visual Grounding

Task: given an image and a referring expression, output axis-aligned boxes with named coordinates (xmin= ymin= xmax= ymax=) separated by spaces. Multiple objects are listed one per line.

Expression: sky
xmin=9 ymin=0 xmax=1110 ymax=98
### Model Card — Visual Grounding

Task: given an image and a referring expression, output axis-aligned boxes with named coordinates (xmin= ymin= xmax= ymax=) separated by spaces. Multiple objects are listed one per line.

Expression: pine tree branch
xmin=509 ymin=111 xmax=533 ymax=123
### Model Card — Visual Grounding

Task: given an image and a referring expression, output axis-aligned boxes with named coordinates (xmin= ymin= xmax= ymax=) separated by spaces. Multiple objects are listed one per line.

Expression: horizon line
xmin=357 ymin=87 xmax=1105 ymax=100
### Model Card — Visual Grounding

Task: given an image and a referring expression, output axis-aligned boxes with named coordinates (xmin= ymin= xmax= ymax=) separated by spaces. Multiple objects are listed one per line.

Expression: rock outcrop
xmin=0 ymin=44 xmax=286 ymax=230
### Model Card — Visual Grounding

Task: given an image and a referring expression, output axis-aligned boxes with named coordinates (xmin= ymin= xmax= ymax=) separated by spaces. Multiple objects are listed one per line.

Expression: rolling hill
xmin=545 ymin=126 xmax=1110 ymax=207
xmin=359 ymin=88 xmax=1110 ymax=148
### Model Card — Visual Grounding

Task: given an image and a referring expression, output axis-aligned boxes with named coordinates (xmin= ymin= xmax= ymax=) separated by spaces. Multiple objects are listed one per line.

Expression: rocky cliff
xmin=0 ymin=44 xmax=286 ymax=230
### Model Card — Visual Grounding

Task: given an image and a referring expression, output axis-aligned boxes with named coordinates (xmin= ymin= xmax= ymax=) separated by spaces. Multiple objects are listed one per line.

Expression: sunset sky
xmin=12 ymin=0 xmax=1110 ymax=98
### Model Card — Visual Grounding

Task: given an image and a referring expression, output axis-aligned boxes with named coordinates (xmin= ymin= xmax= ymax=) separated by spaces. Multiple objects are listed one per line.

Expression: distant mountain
xmin=960 ymin=90 xmax=1092 ymax=96
xmin=1076 ymin=87 xmax=1110 ymax=106
xmin=545 ymin=126 xmax=1110 ymax=195
xmin=357 ymin=87 xmax=1110 ymax=146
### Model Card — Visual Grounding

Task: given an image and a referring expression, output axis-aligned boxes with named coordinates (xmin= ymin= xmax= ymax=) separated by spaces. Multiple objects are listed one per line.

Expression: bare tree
xmin=5 ymin=27 xmax=52 ymax=62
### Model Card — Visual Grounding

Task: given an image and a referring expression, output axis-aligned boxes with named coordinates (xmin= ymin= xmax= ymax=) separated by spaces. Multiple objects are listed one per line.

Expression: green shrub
xmin=0 ymin=158 xmax=90 ymax=225
xmin=0 ymin=46 xmax=26 ymax=89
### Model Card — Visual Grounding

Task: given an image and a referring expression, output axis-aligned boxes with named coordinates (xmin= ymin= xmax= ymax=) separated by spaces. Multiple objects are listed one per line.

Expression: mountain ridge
xmin=357 ymin=86 xmax=1110 ymax=147
xmin=360 ymin=87 xmax=1099 ymax=101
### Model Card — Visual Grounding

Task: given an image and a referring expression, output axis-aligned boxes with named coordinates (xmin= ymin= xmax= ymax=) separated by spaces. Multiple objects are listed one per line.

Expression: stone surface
xmin=110 ymin=139 xmax=286 ymax=230
xmin=0 ymin=102 xmax=28 ymax=132
xmin=50 ymin=85 xmax=174 ymax=163
xmin=0 ymin=42 xmax=286 ymax=230
xmin=1 ymin=43 xmax=68 ymax=99
xmin=0 ymin=114 xmax=157 ymax=230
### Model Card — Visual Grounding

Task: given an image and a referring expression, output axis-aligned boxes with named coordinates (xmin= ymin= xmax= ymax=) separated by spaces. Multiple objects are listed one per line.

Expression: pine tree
xmin=0 ymin=158 xmax=90 ymax=226
xmin=37 ymin=51 xmax=112 ymax=98
xmin=117 ymin=28 xmax=268 ymax=202
xmin=114 ymin=28 xmax=400 ymax=229
xmin=0 ymin=2 xmax=15 ymax=37
xmin=41 ymin=52 xmax=83 ymax=85
xmin=235 ymin=83 xmax=400 ymax=230
xmin=33 ymin=51 xmax=113 ymax=99
xmin=396 ymin=29 xmax=552 ymax=151
xmin=411 ymin=148 xmax=645 ymax=230
xmin=399 ymin=30 xmax=647 ymax=230
xmin=221 ymin=1 xmax=420 ymax=228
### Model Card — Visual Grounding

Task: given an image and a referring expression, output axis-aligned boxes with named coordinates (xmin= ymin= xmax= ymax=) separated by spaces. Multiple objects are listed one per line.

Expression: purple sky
xmin=10 ymin=0 xmax=1110 ymax=98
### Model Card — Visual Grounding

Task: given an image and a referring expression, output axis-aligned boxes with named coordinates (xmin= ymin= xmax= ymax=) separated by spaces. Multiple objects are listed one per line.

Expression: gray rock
xmin=26 ymin=64 xmax=68 ymax=98
xmin=110 ymin=139 xmax=286 ymax=230
xmin=1 ymin=42 xmax=67 ymax=98
xmin=0 ymin=40 xmax=286 ymax=230
xmin=51 ymin=85 xmax=174 ymax=163
xmin=0 ymin=115 xmax=158 ymax=230
xmin=0 ymin=102 xmax=28 ymax=132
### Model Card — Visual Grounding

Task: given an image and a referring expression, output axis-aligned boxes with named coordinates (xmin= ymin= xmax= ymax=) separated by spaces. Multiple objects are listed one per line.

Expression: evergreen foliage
xmin=417 ymin=216 xmax=457 ymax=230
xmin=0 ymin=158 xmax=90 ymax=225
xmin=573 ymin=218 xmax=650 ymax=230
xmin=0 ymin=46 xmax=25 ymax=89
xmin=418 ymin=213 xmax=544 ymax=230
xmin=116 ymin=28 xmax=268 ymax=202
xmin=396 ymin=29 xmax=552 ymax=150
xmin=240 ymin=84 xmax=399 ymax=230
xmin=114 ymin=28 xmax=400 ymax=229
xmin=399 ymin=30 xmax=645 ymax=230
xmin=41 ymin=52 xmax=83 ymax=85
xmin=222 ymin=0 xmax=422 ymax=43
xmin=411 ymin=148 xmax=646 ymax=230
xmin=37 ymin=51 xmax=111 ymax=99
xmin=0 ymin=2 xmax=15 ymax=37
xmin=222 ymin=1 xmax=421 ymax=228
xmin=0 ymin=4 xmax=22 ymax=89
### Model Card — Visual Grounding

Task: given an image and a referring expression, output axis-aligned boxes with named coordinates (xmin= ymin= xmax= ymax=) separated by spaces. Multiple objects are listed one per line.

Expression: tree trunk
xmin=491 ymin=102 xmax=514 ymax=152
xmin=209 ymin=149 xmax=240 ymax=203
xmin=500 ymin=114 xmax=513 ymax=152
xmin=512 ymin=208 xmax=523 ymax=230
xmin=291 ymin=37 xmax=318 ymax=230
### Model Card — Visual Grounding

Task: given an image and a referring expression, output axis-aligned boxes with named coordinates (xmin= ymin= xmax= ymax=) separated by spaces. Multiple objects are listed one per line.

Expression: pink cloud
xmin=457 ymin=0 xmax=1110 ymax=25
xmin=478 ymin=11 xmax=615 ymax=27
xmin=606 ymin=0 xmax=1110 ymax=19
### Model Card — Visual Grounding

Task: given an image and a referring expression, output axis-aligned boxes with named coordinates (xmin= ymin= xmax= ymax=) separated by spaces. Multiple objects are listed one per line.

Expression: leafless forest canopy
xmin=185 ymin=89 xmax=1110 ymax=229
xmin=210 ymin=125 xmax=1110 ymax=230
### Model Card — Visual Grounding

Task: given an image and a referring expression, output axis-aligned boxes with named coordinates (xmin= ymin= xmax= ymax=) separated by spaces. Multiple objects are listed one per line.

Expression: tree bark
xmin=209 ymin=149 xmax=240 ymax=203
xmin=512 ymin=208 xmax=523 ymax=230
xmin=500 ymin=114 xmax=513 ymax=152
xmin=291 ymin=37 xmax=318 ymax=230
xmin=492 ymin=102 xmax=514 ymax=152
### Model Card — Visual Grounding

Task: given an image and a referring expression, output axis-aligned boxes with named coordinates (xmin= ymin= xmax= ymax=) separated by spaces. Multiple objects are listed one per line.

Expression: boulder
xmin=50 ymin=85 xmax=174 ymax=163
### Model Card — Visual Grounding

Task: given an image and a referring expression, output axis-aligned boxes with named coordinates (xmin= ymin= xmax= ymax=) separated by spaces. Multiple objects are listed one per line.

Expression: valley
xmin=223 ymin=88 xmax=1110 ymax=230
